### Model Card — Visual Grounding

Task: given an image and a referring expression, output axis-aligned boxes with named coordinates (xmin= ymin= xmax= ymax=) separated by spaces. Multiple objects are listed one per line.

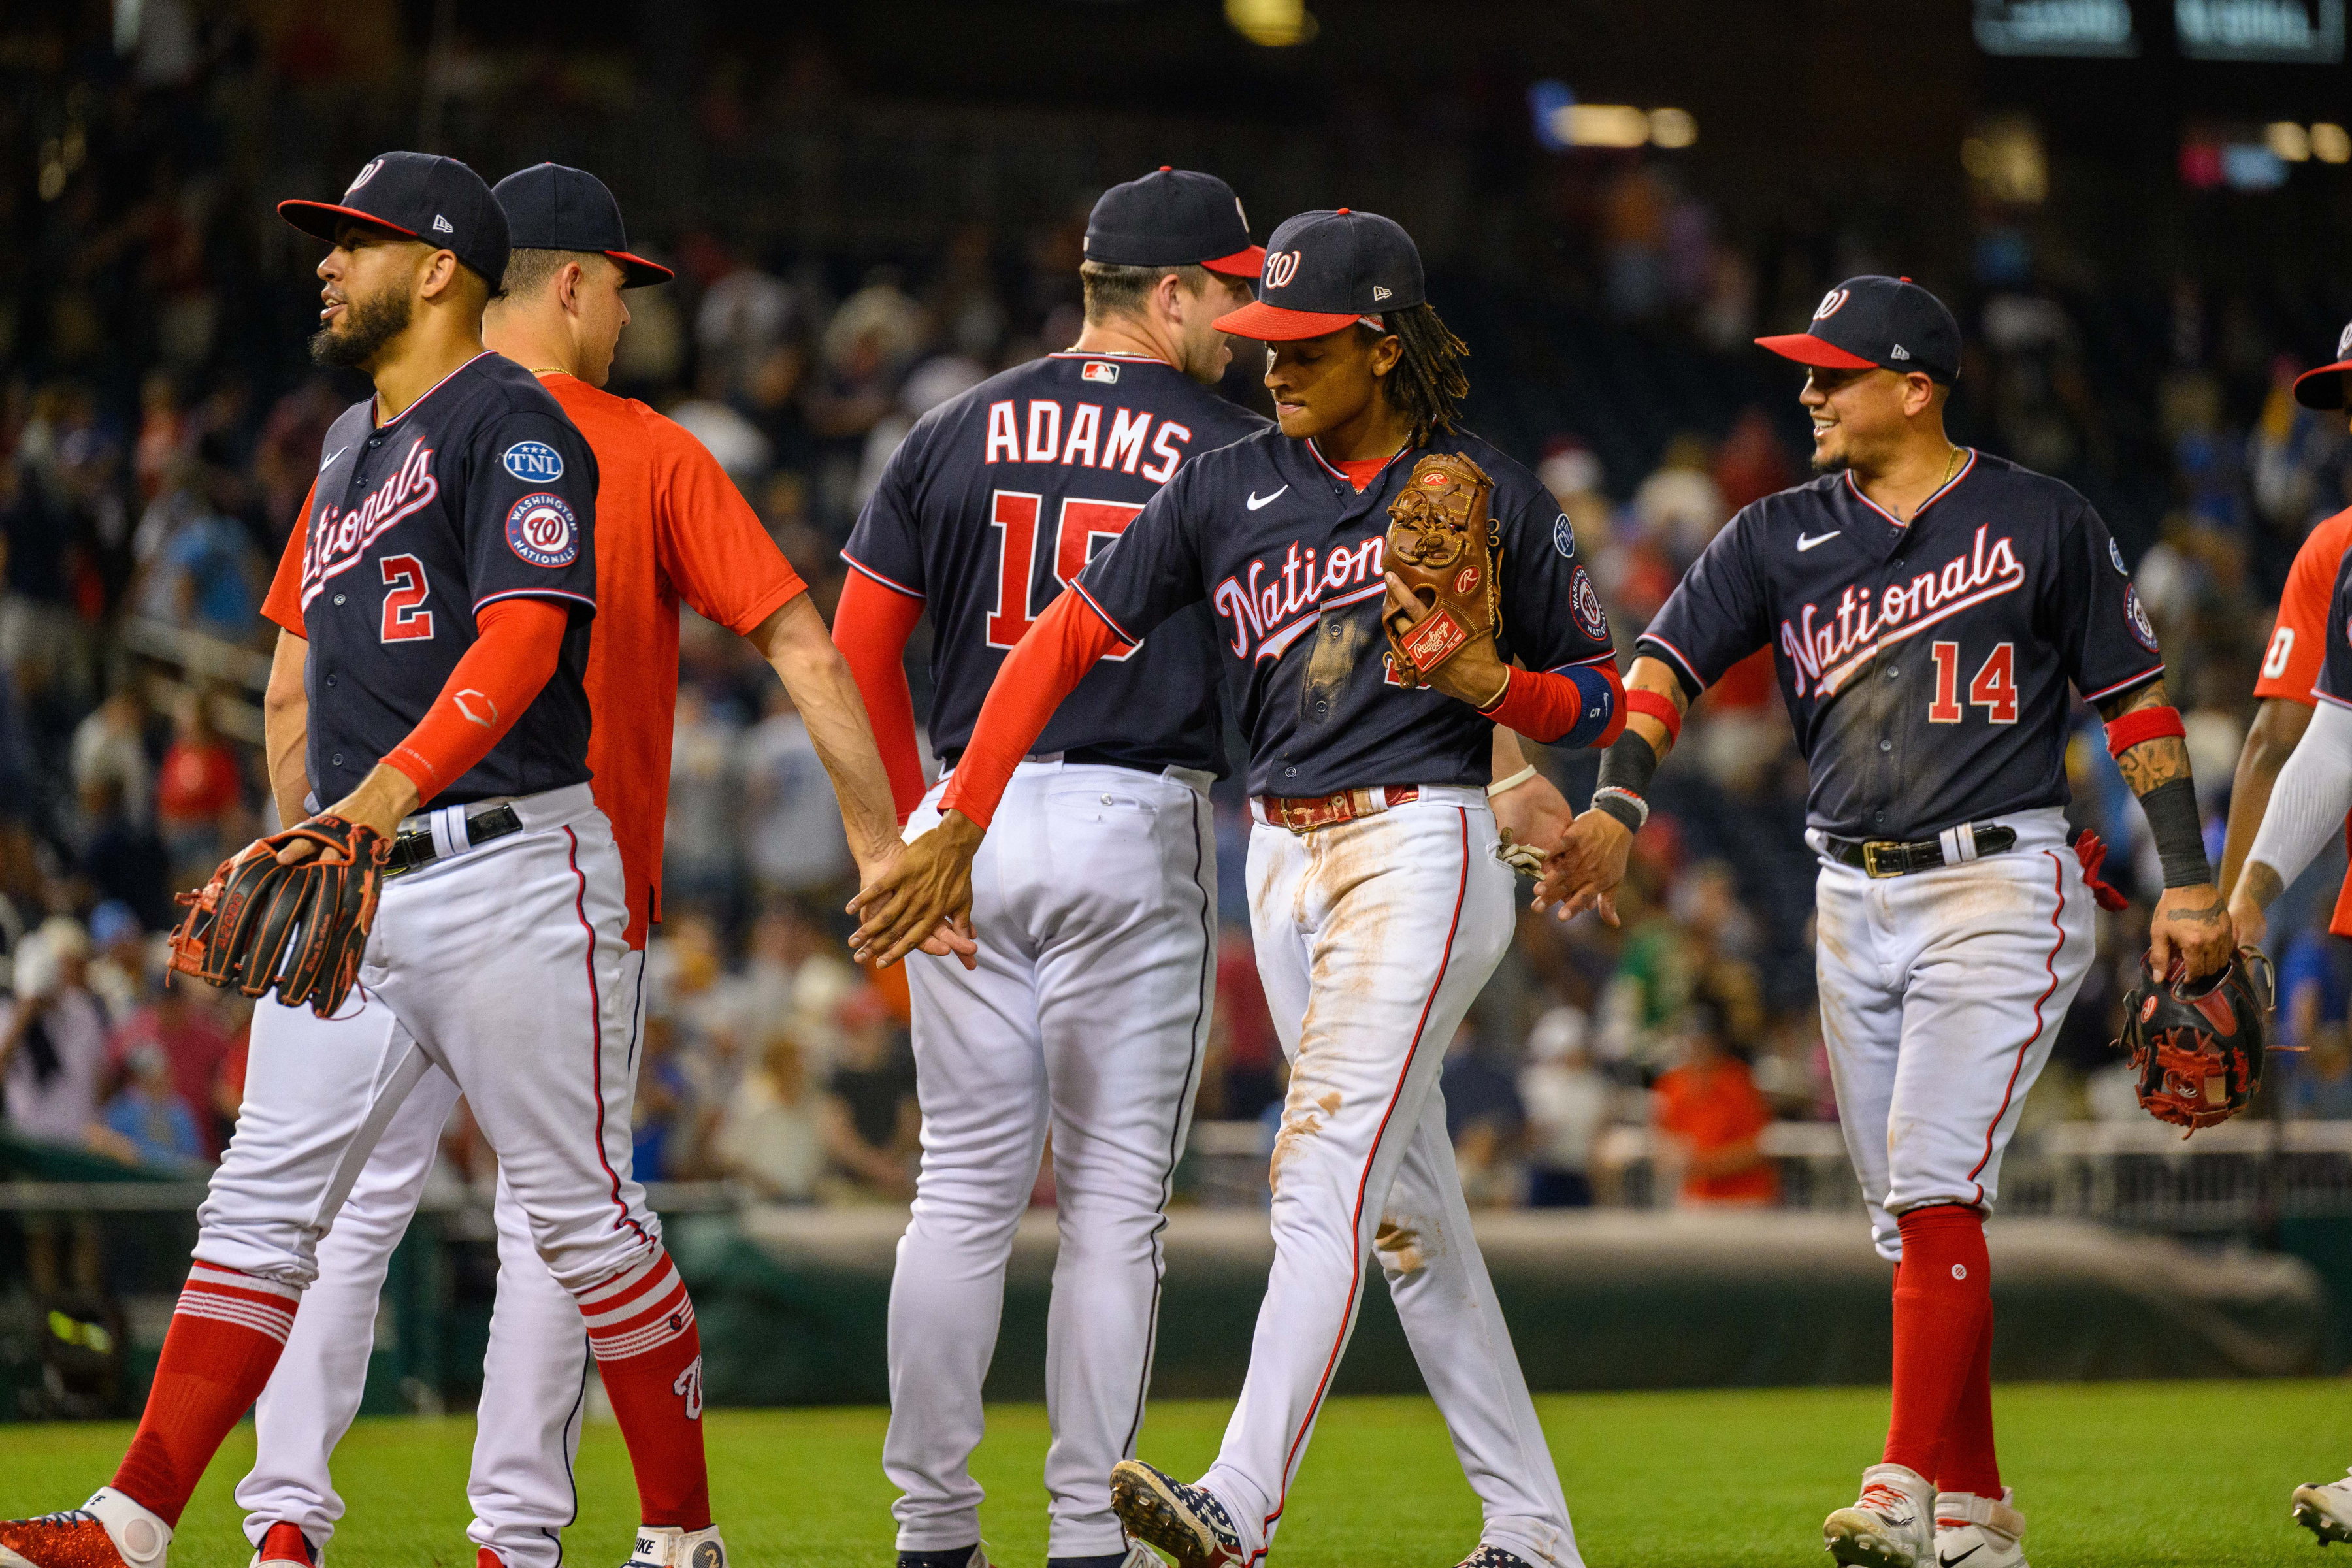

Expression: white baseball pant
xmin=1198 ymin=789 xmax=1580 ymax=1568
xmin=1812 ymin=807 xmax=2095 ymax=1261
xmin=886 ymin=760 xmax=1217 ymax=1560
xmin=235 ymin=947 xmax=650 ymax=1567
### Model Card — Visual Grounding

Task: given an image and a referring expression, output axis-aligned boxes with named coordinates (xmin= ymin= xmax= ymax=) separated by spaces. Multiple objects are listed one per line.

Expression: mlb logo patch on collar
xmin=1082 ymin=361 xmax=1120 ymax=383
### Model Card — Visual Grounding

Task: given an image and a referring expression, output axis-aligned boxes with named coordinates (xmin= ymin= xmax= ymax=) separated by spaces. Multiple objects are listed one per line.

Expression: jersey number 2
xmin=1928 ymin=640 xmax=2016 ymax=724
xmin=987 ymin=491 xmax=1143 ymax=661
xmin=380 ymin=554 xmax=434 ymax=642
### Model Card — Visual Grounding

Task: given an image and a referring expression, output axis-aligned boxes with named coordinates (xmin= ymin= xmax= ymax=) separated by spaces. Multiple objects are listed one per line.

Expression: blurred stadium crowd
xmin=5 ymin=3 xmax=2352 ymax=1228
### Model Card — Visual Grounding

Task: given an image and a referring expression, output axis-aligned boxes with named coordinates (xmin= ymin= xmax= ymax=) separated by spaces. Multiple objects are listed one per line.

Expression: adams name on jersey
xmin=844 ymin=349 xmax=1269 ymax=777
xmin=1639 ymin=449 xmax=2163 ymax=843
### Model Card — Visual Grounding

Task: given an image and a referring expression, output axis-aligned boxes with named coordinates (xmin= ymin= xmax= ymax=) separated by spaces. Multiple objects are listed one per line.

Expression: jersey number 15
xmin=987 ymin=490 xmax=1143 ymax=661
xmin=1927 ymin=640 xmax=2016 ymax=724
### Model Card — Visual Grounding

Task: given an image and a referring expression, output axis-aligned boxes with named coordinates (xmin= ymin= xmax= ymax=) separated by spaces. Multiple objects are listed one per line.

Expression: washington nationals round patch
xmin=506 ymin=493 xmax=578 ymax=567
xmin=1571 ymin=566 xmax=1608 ymax=641
xmin=1554 ymin=512 xmax=1576 ymax=559
xmin=2124 ymin=583 xmax=2159 ymax=651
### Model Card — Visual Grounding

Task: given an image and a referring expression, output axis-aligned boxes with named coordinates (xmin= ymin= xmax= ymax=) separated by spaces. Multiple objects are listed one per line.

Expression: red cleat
xmin=248 ymin=1522 xmax=316 ymax=1568
xmin=0 ymin=1490 xmax=171 ymax=1568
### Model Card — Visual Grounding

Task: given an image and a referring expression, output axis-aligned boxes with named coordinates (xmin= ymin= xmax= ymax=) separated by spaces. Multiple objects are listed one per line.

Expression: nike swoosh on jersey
xmin=1247 ymin=487 xmax=1288 ymax=510
xmin=1796 ymin=530 xmax=1842 ymax=551
xmin=319 ymin=446 xmax=348 ymax=472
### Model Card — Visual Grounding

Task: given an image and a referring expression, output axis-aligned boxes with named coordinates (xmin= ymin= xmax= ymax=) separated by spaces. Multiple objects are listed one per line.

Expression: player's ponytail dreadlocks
xmin=1364 ymin=302 xmax=1470 ymax=449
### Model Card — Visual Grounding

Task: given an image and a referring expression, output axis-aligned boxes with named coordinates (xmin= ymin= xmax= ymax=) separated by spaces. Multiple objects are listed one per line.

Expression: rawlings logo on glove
xmin=1382 ymin=451 xmax=1501 ymax=688
xmin=167 ymin=816 xmax=391 ymax=1017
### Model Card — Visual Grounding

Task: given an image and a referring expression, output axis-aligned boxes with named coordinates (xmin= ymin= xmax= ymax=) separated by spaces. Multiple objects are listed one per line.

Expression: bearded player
xmin=853 ymin=208 xmax=1622 ymax=1568
xmin=2214 ymin=321 xmax=2352 ymax=1548
xmin=226 ymin=163 xmax=926 ymax=1568
xmin=1541 ymin=276 xmax=2234 ymax=1568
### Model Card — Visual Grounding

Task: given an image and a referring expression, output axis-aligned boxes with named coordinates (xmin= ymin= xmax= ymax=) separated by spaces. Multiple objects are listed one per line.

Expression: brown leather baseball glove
xmin=167 ymin=815 xmax=391 ymax=1017
xmin=1382 ymin=451 xmax=1501 ymax=689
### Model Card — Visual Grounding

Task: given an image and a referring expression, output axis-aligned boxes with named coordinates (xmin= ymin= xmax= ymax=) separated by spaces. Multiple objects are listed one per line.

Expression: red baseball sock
xmin=1938 ymin=1302 xmax=2002 ymax=1497
xmin=1882 ymin=1203 xmax=1990 ymax=1482
xmin=579 ymin=1249 xmax=711 ymax=1529
xmin=113 ymin=1262 xmax=300 ymax=1525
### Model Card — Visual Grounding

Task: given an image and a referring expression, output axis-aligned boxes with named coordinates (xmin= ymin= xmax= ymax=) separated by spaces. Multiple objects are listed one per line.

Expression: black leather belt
xmin=1825 ymin=822 xmax=2017 ymax=879
xmin=384 ymin=803 xmax=523 ymax=877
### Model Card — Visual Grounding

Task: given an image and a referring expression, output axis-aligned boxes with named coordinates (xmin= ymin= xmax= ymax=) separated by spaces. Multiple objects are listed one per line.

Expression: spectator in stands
xmin=738 ymin=679 xmax=855 ymax=902
xmin=1441 ymin=1021 xmax=1529 ymax=1208
xmin=664 ymin=685 xmax=743 ymax=911
xmin=632 ymin=1013 xmax=694 ymax=1183
xmin=82 ymin=900 xmax=146 ymax=1025
xmin=154 ymin=687 xmax=242 ymax=886
xmin=0 ymin=918 xmax=108 ymax=1154
xmin=1519 ymin=1007 xmax=1609 ymax=1207
xmin=824 ymin=988 xmax=918 ymax=1199
xmin=91 ymin=1041 xmax=204 ymax=1169
xmin=1211 ymin=923 xmax=1281 ymax=1120
xmin=74 ymin=775 xmax=173 ymax=934
xmin=69 ymin=687 xmax=154 ymax=831
xmin=108 ymin=970 xmax=237 ymax=1158
xmin=718 ymin=900 xmax=857 ymax=1075
xmin=711 ymin=1032 xmax=827 ymax=1202
xmin=2281 ymin=929 xmax=2352 ymax=1118
xmin=1651 ymin=1004 xmax=1778 ymax=1207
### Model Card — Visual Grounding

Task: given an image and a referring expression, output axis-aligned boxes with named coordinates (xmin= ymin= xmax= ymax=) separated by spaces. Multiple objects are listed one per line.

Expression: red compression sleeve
xmin=935 ymin=591 xmax=1123 ymax=829
xmin=2104 ymin=703 xmax=2184 ymax=757
xmin=1480 ymin=662 xmax=1626 ymax=748
xmin=382 ymin=598 xmax=569 ymax=802
xmin=832 ymin=568 xmax=930 ymax=823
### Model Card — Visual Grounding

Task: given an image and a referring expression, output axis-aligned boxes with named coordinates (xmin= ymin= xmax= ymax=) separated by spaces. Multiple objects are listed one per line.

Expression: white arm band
xmin=2247 ymin=698 xmax=2352 ymax=894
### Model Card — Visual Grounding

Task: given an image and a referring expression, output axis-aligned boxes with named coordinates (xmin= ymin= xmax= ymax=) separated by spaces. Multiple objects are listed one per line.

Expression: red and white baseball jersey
xmin=2254 ymin=505 xmax=2352 ymax=936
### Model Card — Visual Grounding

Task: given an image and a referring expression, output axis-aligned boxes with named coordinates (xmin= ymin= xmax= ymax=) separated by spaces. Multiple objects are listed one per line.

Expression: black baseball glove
xmin=167 ymin=816 xmax=391 ymax=1017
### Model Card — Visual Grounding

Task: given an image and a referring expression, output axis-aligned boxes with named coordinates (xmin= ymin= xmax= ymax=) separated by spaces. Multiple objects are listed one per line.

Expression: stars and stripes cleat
xmin=1455 ymin=1549 xmax=1538 ymax=1568
xmin=247 ymin=1522 xmax=318 ymax=1568
xmin=1933 ymin=1489 xmax=2027 ymax=1567
xmin=1 ymin=1490 xmax=172 ymax=1568
xmin=1823 ymin=1463 xmax=1936 ymax=1567
xmin=2294 ymin=1471 xmax=2352 ymax=1545
xmin=1108 ymin=1462 xmax=1244 ymax=1568
xmin=619 ymin=1525 xmax=726 ymax=1568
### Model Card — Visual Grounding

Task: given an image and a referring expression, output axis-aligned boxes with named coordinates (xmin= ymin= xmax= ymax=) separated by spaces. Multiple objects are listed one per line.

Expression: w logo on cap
xmin=1265 ymin=250 xmax=1301 ymax=289
xmin=2339 ymin=321 xmax=2352 ymax=359
xmin=346 ymin=157 xmax=384 ymax=196
xmin=1813 ymin=288 xmax=1851 ymax=321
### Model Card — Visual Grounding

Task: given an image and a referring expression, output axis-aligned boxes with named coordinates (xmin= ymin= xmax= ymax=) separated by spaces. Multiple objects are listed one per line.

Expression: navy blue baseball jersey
xmin=292 ymin=352 xmax=599 ymax=807
xmin=844 ymin=350 xmax=1268 ymax=774
xmin=1639 ymin=449 xmax=2163 ymax=843
xmin=1071 ymin=428 xmax=1618 ymax=797
xmin=2311 ymin=544 xmax=2352 ymax=710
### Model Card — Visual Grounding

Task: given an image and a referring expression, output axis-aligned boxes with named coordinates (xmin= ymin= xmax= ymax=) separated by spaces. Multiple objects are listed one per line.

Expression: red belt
xmin=1253 ymin=785 xmax=1420 ymax=834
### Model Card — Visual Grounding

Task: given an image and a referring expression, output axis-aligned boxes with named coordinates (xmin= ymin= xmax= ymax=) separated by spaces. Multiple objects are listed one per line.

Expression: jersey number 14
xmin=1927 ymin=640 xmax=2016 ymax=724
xmin=987 ymin=489 xmax=1143 ymax=661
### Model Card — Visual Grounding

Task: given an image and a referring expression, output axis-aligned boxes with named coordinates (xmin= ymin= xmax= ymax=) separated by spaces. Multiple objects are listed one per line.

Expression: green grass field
xmin=3 ymin=1382 xmax=2349 ymax=1565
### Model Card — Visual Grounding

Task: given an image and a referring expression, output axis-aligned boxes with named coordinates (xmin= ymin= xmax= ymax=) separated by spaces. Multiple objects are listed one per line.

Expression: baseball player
xmin=1 ymin=152 xmax=702 ymax=1568
xmin=1539 ymin=276 xmax=2234 ymax=1568
xmin=851 ymin=208 xmax=1625 ymax=1568
xmin=228 ymin=163 xmax=917 ymax=1568
xmin=830 ymin=167 xmax=1266 ymax=1568
xmin=2215 ymin=321 xmax=2352 ymax=1547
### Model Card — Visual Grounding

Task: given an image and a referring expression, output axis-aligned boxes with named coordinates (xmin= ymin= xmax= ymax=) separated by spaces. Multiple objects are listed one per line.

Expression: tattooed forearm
xmin=2095 ymin=676 xmax=2169 ymax=725
xmin=2238 ymin=862 xmax=2285 ymax=913
xmin=2095 ymin=678 xmax=2192 ymax=796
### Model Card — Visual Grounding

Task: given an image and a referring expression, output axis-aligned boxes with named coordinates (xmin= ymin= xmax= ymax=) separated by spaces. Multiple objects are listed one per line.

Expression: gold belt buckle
xmin=1862 ymin=840 xmax=1901 ymax=879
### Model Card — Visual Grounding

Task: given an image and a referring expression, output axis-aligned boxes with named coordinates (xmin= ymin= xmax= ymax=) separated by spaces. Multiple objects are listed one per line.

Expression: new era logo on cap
xmin=433 ymin=215 xmax=453 ymax=233
xmin=1373 ymin=285 xmax=1392 ymax=301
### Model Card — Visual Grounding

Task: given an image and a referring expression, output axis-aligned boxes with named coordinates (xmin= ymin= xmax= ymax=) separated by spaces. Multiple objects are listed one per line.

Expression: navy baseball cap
xmin=1757 ymin=276 xmax=1961 ymax=385
xmin=492 ymin=163 xmax=674 ymax=289
xmin=2293 ymin=320 xmax=2352 ymax=410
xmin=1214 ymin=208 xmax=1424 ymax=342
xmin=1085 ymin=167 xmax=1264 ymax=279
xmin=279 ymin=151 xmax=510 ymax=291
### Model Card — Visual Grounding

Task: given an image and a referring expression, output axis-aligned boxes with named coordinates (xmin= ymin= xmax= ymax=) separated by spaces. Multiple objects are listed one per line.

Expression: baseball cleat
xmin=1041 ymin=1548 xmax=1148 ymax=1568
xmin=897 ymin=1549 xmax=991 ymax=1568
xmin=1 ymin=1490 xmax=172 ymax=1568
xmin=1456 ymin=1549 xmax=1538 ymax=1568
xmin=1933 ymin=1489 xmax=2027 ymax=1567
xmin=1823 ymin=1463 xmax=1936 ymax=1567
xmin=619 ymin=1525 xmax=726 ymax=1568
xmin=476 ymin=1552 xmax=504 ymax=1568
xmin=2293 ymin=1471 xmax=2352 ymax=1545
xmin=248 ymin=1522 xmax=318 ymax=1568
xmin=1109 ymin=1461 xmax=1244 ymax=1568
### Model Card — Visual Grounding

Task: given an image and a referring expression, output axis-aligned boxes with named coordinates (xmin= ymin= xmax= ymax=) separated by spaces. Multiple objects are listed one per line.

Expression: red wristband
xmin=1626 ymin=687 xmax=1682 ymax=743
xmin=2104 ymin=704 xmax=2184 ymax=757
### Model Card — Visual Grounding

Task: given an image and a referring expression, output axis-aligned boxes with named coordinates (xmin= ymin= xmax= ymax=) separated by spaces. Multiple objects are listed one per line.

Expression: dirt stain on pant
xmin=1374 ymin=1215 xmax=1428 ymax=1277
xmin=1269 ymin=1087 xmax=1343 ymax=1195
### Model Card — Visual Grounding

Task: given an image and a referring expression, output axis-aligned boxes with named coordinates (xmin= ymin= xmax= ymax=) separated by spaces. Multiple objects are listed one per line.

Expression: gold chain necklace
xmin=527 ymin=367 xmax=566 ymax=377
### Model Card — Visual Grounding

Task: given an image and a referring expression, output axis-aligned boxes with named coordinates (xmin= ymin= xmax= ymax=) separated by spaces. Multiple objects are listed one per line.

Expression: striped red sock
xmin=578 ymin=1249 xmax=710 ymax=1529
xmin=113 ymin=1262 xmax=299 ymax=1524
xmin=1881 ymin=1204 xmax=1990 ymax=1483
xmin=1937 ymin=1301 xmax=2002 ymax=1497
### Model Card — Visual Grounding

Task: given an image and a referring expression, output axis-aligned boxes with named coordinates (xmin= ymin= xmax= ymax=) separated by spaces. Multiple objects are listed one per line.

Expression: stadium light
xmin=1648 ymin=108 xmax=1699 ymax=149
xmin=2315 ymin=122 xmax=2352 ymax=163
xmin=1562 ymin=105 xmax=1651 ymax=148
xmin=2268 ymin=121 xmax=2312 ymax=162
xmin=1225 ymin=0 xmax=1317 ymax=46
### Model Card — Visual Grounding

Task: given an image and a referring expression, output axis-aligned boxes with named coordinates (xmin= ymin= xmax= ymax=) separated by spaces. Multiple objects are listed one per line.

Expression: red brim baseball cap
xmin=1212 ymin=299 xmax=1365 ymax=340
xmin=1202 ymin=244 xmax=1267 ymax=279
xmin=1753 ymin=331 xmax=1878 ymax=370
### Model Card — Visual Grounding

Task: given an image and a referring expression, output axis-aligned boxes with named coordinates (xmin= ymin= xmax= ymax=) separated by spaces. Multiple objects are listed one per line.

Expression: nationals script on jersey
xmin=1640 ymin=449 xmax=2163 ymax=842
xmin=845 ymin=350 xmax=1268 ymax=774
